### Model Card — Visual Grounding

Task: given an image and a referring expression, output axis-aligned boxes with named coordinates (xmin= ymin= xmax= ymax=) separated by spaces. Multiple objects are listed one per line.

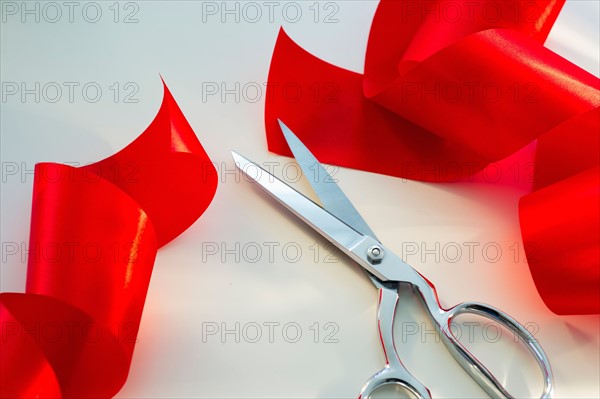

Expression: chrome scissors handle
xmin=359 ymin=240 xmax=553 ymax=399
xmin=359 ymin=286 xmax=431 ymax=399
xmin=411 ymin=270 xmax=553 ymax=399
xmin=345 ymin=235 xmax=554 ymax=398
xmin=361 ymin=282 xmax=553 ymax=398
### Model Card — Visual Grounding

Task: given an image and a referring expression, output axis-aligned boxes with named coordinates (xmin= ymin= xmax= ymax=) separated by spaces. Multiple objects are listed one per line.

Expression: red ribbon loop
xmin=265 ymin=0 xmax=599 ymax=314
xmin=1 ymin=81 xmax=218 ymax=397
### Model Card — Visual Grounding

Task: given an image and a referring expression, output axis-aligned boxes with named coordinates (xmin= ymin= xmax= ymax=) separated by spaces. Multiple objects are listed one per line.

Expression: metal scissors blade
xmin=231 ymin=150 xmax=394 ymax=282
xmin=278 ymin=119 xmax=379 ymax=241
xmin=278 ymin=119 xmax=392 ymax=293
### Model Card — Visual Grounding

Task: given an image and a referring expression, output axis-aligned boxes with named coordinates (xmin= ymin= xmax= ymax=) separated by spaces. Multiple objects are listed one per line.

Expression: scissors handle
xmin=412 ymin=276 xmax=554 ymax=399
xmin=359 ymin=286 xmax=431 ymax=399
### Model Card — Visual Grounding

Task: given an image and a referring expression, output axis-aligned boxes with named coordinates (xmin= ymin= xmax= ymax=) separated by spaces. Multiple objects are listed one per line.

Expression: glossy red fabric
xmin=265 ymin=0 xmax=600 ymax=314
xmin=0 ymin=81 xmax=218 ymax=397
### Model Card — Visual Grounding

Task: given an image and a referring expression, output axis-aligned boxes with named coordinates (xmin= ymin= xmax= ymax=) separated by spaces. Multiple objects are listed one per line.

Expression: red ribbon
xmin=265 ymin=0 xmax=599 ymax=314
xmin=0 ymin=81 xmax=218 ymax=397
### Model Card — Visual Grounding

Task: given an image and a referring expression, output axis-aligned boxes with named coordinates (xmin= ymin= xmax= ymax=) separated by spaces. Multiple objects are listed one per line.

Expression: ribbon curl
xmin=265 ymin=0 xmax=599 ymax=314
xmin=0 ymin=81 xmax=218 ymax=397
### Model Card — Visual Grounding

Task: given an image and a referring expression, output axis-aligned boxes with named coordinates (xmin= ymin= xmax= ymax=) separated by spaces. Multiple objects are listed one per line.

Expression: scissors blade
xmin=278 ymin=119 xmax=379 ymax=242
xmin=232 ymin=150 xmax=390 ymax=282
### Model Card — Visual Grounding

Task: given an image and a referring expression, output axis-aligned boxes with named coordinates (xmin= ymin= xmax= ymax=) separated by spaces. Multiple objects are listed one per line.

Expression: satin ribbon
xmin=265 ymin=0 xmax=599 ymax=314
xmin=0 ymin=81 xmax=218 ymax=397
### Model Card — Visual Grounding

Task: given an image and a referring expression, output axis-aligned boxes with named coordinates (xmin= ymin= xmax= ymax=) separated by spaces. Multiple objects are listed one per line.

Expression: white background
xmin=1 ymin=1 xmax=599 ymax=398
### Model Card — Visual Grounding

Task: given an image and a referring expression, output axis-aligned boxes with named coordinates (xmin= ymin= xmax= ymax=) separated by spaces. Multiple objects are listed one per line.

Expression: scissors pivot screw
xmin=367 ymin=245 xmax=384 ymax=264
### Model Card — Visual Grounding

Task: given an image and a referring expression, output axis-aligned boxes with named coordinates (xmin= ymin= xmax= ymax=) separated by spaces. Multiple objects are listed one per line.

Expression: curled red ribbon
xmin=265 ymin=0 xmax=599 ymax=314
xmin=0 ymin=81 xmax=218 ymax=397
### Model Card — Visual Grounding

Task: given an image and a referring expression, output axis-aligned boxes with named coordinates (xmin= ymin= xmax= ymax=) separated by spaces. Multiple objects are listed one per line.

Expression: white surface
xmin=1 ymin=1 xmax=599 ymax=398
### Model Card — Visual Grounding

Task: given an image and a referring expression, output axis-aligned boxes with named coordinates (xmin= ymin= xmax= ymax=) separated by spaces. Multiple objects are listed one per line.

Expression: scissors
xmin=231 ymin=120 xmax=553 ymax=399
